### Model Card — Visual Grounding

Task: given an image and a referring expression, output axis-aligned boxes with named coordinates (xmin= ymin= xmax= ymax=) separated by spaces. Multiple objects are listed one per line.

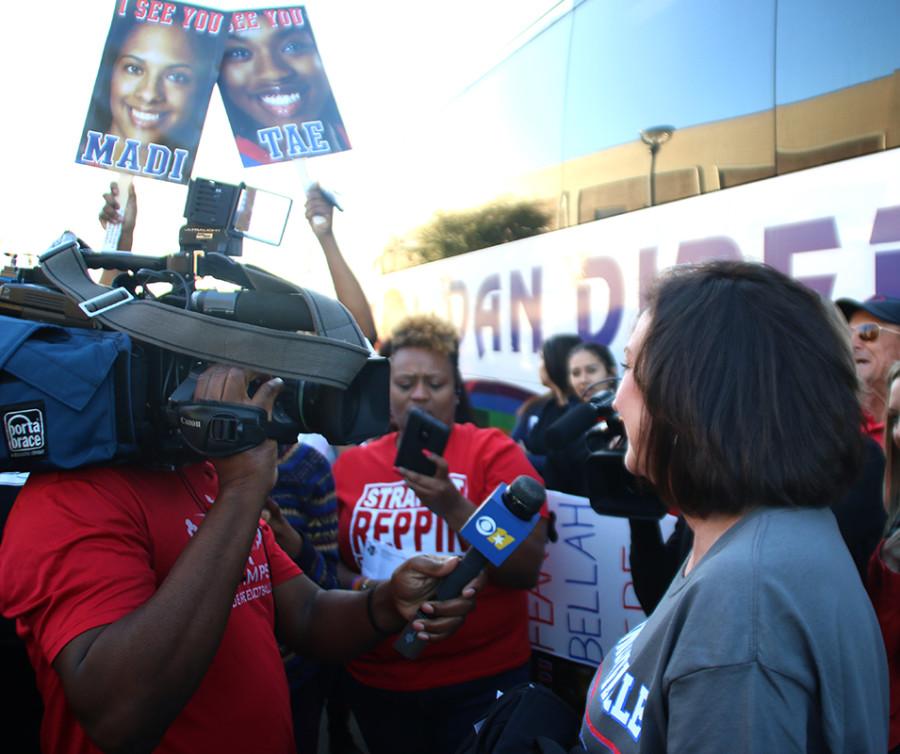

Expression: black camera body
xmin=0 ymin=178 xmax=388 ymax=471
xmin=582 ymin=417 xmax=668 ymax=521
xmin=541 ymin=385 xmax=666 ymax=519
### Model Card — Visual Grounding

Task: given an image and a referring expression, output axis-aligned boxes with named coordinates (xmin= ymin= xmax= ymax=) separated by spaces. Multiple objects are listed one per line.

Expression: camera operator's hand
xmin=378 ymin=555 xmax=485 ymax=642
xmin=193 ymin=365 xmax=283 ymax=503
xmin=305 ymin=183 xmax=335 ymax=237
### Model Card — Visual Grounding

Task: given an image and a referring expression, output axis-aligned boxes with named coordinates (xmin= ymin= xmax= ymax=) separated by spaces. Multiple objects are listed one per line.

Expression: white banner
xmin=528 ymin=491 xmax=675 ymax=668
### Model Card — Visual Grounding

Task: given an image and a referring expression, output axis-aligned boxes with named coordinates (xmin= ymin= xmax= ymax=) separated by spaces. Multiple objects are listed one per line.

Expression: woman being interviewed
xmin=580 ymin=261 xmax=888 ymax=752
xmin=334 ymin=314 xmax=548 ymax=754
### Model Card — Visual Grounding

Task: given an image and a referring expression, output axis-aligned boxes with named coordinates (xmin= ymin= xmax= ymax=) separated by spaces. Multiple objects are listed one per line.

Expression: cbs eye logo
xmin=475 ymin=516 xmax=497 ymax=536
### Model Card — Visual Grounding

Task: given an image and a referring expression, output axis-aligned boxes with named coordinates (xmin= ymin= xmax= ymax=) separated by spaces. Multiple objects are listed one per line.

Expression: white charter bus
xmin=369 ymin=0 xmax=900 ymax=695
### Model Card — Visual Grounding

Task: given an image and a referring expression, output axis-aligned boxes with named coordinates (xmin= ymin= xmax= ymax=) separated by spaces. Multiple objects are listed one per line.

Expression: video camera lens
xmin=582 ymin=416 xmax=667 ymax=520
xmin=247 ymin=359 xmax=389 ymax=446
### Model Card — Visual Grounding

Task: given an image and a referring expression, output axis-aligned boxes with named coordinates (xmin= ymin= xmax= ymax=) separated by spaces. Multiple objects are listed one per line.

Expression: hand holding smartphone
xmin=394 ymin=407 xmax=451 ymax=476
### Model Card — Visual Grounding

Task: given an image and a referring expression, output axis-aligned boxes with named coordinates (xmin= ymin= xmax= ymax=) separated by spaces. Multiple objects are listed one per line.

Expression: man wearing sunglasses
xmin=837 ymin=295 xmax=900 ymax=446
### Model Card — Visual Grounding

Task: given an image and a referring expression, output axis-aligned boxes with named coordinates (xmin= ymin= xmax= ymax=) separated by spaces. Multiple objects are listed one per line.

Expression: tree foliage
xmin=380 ymin=199 xmax=552 ymax=272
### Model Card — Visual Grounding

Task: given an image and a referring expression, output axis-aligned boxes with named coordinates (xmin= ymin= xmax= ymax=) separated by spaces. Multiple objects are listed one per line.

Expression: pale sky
xmin=0 ymin=0 xmax=559 ymax=295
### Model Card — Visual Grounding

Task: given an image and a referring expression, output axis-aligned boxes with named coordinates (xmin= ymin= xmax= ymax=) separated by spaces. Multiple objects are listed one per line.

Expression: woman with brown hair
xmin=580 ymin=261 xmax=888 ymax=752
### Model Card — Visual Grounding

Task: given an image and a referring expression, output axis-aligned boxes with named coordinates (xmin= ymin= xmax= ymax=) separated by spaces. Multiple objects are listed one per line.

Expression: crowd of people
xmin=0 ymin=178 xmax=898 ymax=754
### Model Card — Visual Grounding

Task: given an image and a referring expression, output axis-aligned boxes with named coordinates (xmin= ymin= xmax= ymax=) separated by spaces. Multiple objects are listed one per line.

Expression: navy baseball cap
xmin=836 ymin=295 xmax=900 ymax=326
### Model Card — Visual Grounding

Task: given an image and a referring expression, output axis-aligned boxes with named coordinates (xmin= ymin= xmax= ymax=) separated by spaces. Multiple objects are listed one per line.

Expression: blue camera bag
xmin=0 ymin=315 xmax=137 ymax=471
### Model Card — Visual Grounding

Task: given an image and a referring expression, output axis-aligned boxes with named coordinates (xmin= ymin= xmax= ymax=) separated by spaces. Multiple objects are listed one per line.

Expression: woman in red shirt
xmin=334 ymin=314 xmax=548 ymax=754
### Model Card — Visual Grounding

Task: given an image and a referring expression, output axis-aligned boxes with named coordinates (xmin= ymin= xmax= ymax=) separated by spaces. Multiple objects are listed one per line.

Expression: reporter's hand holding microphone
xmin=393 ymin=475 xmax=546 ymax=659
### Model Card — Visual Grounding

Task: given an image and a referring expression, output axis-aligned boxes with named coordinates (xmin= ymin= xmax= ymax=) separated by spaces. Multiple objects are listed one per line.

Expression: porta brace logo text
xmin=4 ymin=409 xmax=45 ymax=455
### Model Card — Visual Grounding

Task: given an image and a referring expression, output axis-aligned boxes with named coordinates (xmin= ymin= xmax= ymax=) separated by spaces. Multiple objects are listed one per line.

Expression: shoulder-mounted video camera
xmin=543 ymin=384 xmax=666 ymax=520
xmin=0 ymin=178 xmax=388 ymax=471
xmin=581 ymin=412 xmax=667 ymax=521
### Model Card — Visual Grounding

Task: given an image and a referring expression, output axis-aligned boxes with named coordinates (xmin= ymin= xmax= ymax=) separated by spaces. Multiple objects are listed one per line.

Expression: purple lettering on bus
xmin=764 ymin=217 xmax=839 ymax=298
xmin=874 ymin=255 xmax=900 ymax=297
xmin=449 ymin=280 xmax=469 ymax=341
xmin=475 ymin=274 xmax=501 ymax=357
xmin=870 ymin=206 xmax=900 ymax=243
xmin=676 ymin=236 xmax=742 ymax=265
xmin=510 ymin=267 xmax=542 ymax=353
xmin=577 ymin=257 xmax=624 ymax=346
xmin=872 ymin=206 xmax=900 ymax=296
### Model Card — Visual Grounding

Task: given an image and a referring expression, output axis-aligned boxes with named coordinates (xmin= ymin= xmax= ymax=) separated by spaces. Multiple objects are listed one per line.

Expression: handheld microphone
xmin=394 ymin=475 xmax=545 ymax=660
xmin=190 ymin=290 xmax=315 ymax=332
xmin=544 ymin=389 xmax=615 ymax=451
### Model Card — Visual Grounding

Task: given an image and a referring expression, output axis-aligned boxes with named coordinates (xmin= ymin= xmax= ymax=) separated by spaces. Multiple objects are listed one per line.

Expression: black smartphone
xmin=394 ymin=407 xmax=451 ymax=476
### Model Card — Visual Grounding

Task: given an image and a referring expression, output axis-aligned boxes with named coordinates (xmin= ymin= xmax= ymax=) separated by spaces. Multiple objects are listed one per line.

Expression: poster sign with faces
xmin=75 ymin=2 xmax=350 ymax=183
xmin=75 ymin=0 xmax=228 ymax=184
xmin=219 ymin=6 xmax=351 ymax=168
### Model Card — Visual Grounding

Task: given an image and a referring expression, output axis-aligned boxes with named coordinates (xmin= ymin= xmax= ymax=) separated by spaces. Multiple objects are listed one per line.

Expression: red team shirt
xmin=868 ymin=544 xmax=900 ymax=749
xmin=335 ymin=423 xmax=546 ymax=691
xmin=0 ymin=462 xmax=301 ymax=754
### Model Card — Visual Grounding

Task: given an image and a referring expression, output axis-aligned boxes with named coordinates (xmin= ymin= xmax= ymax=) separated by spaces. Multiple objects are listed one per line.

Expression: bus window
xmin=437 ymin=14 xmax=571 ymax=217
xmin=376 ymin=12 xmax=573 ymax=272
xmin=561 ymin=0 xmax=776 ymax=224
xmin=774 ymin=0 xmax=900 ymax=175
xmin=376 ymin=0 xmax=900 ymax=274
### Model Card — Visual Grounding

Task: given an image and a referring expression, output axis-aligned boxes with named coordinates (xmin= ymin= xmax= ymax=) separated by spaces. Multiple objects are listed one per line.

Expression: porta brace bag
xmin=455 ymin=681 xmax=581 ymax=754
xmin=0 ymin=314 xmax=138 ymax=472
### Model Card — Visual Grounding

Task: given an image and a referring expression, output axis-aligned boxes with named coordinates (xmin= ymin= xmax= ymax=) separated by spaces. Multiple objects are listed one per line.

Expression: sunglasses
xmin=851 ymin=323 xmax=900 ymax=342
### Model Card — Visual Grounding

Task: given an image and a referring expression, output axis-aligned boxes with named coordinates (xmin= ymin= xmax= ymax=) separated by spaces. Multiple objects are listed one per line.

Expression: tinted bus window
xmin=378 ymin=0 xmax=900 ymax=270
xmin=562 ymin=0 xmax=776 ymax=223
xmin=775 ymin=0 xmax=900 ymax=174
xmin=402 ymin=15 xmax=572 ymax=225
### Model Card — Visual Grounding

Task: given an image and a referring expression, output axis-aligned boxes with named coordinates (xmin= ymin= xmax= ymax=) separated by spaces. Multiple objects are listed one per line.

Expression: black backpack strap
xmin=38 ymin=235 xmax=370 ymax=389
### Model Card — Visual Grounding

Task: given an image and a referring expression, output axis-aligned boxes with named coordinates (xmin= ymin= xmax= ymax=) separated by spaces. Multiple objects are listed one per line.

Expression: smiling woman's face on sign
xmin=220 ymin=22 xmax=328 ymax=129
xmin=109 ymin=24 xmax=200 ymax=145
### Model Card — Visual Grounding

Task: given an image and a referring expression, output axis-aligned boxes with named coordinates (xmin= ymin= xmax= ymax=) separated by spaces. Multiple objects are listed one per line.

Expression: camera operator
xmin=0 ymin=363 xmax=484 ymax=754
xmin=542 ymin=343 xmax=617 ymax=495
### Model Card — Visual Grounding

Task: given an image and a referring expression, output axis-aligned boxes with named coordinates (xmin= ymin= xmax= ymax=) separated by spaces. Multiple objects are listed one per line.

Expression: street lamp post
xmin=640 ymin=125 xmax=675 ymax=207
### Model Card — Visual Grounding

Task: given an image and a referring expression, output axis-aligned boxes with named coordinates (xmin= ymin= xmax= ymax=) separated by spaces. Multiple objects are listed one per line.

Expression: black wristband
xmin=366 ymin=584 xmax=396 ymax=636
